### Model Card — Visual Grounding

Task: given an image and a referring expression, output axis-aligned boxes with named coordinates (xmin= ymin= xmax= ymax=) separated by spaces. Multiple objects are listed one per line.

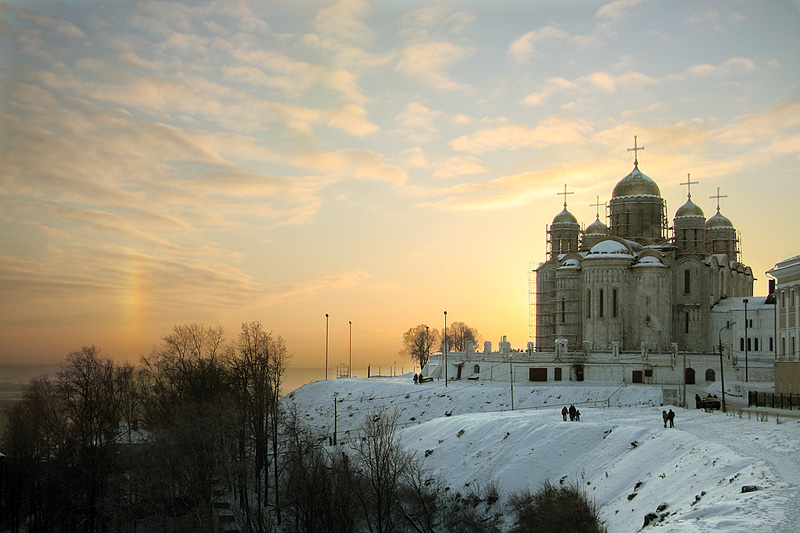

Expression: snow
xmin=282 ymin=376 xmax=800 ymax=532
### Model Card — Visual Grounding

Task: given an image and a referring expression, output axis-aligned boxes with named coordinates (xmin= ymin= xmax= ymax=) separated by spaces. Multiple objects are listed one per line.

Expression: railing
xmin=748 ymin=391 xmax=799 ymax=410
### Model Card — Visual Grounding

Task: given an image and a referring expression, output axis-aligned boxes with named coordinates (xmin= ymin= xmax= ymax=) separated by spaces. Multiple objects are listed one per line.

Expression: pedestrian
xmin=413 ymin=373 xmax=418 ymax=384
xmin=662 ymin=410 xmax=668 ymax=428
xmin=561 ymin=406 xmax=568 ymax=421
xmin=575 ymin=410 xmax=581 ymax=421
xmin=568 ymin=404 xmax=576 ymax=421
xmin=667 ymin=409 xmax=675 ymax=428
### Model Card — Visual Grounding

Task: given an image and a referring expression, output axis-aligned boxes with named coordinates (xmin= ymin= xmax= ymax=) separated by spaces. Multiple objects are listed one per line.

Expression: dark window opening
xmin=705 ymin=369 xmax=715 ymax=381
xmin=740 ymin=337 xmax=745 ymax=351
xmin=612 ymin=289 xmax=618 ymax=318
xmin=554 ymin=367 xmax=562 ymax=381
xmin=685 ymin=312 xmax=690 ymax=334
xmin=599 ymin=289 xmax=604 ymax=318
xmin=684 ymin=270 xmax=691 ymax=294
xmin=561 ymin=298 xmax=566 ymax=323
xmin=529 ymin=368 xmax=547 ymax=382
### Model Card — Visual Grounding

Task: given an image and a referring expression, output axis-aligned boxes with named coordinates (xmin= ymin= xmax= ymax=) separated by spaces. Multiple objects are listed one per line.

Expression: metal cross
xmin=627 ymin=135 xmax=645 ymax=166
xmin=709 ymin=187 xmax=727 ymax=212
xmin=556 ymin=184 xmax=574 ymax=208
xmin=589 ymin=195 xmax=605 ymax=219
xmin=680 ymin=173 xmax=699 ymax=199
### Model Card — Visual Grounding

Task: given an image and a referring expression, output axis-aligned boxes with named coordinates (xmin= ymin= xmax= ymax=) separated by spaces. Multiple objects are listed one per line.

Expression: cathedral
xmin=534 ymin=138 xmax=754 ymax=354
xmin=420 ymin=138 xmax=771 ymax=398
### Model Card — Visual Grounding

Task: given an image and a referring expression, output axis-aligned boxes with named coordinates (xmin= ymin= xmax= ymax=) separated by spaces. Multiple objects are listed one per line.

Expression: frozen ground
xmin=283 ymin=376 xmax=800 ymax=532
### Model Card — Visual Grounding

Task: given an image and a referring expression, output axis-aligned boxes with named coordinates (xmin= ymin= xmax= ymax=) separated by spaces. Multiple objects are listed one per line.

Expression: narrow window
xmin=586 ymin=290 xmax=591 ymax=318
xmin=740 ymin=338 xmax=745 ymax=351
xmin=612 ymin=289 xmax=618 ymax=318
xmin=684 ymin=270 xmax=691 ymax=294
xmin=561 ymin=298 xmax=566 ymax=324
xmin=754 ymin=338 xmax=759 ymax=351
xmin=685 ymin=312 xmax=690 ymax=334
xmin=599 ymin=289 xmax=604 ymax=318
xmin=770 ymin=337 xmax=774 ymax=352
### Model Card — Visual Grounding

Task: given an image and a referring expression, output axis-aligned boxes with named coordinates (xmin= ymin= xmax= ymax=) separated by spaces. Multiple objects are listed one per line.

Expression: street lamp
xmin=718 ymin=321 xmax=736 ymax=412
xmin=509 ymin=352 xmax=514 ymax=411
xmin=444 ymin=311 xmax=448 ymax=387
xmin=325 ymin=313 xmax=329 ymax=380
xmin=349 ymin=321 xmax=352 ymax=378
xmin=743 ymin=298 xmax=749 ymax=382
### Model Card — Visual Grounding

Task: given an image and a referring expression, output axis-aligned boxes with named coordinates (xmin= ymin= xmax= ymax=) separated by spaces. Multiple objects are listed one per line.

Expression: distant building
xmin=534 ymin=139 xmax=754 ymax=354
xmin=421 ymin=138 xmax=775 ymax=401
xmin=767 ymin=256 xmax=800 ymax=394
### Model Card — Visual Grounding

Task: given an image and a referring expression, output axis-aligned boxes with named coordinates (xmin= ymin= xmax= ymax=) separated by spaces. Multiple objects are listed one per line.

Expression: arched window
xmin=473 ymin=364 xmax=480 ymax=374
xmin=561 ymin=298 xmax=566 ymax=323
xmin=599 ymin=289 xmax=604 ymax=318
xmin=740 ymin=337 xmax=745 ymax=351
xmin=612 ymin=289 xmax=618 ymax=318
xmin=747 ymin=337 xmax=752 ymax=351
xmin=705 ymin=369 xmax=715 ymax=381
xmin=770 ymin=337 xmax=774 ymax=352
xmin=586 ymin=290 xmax=591 ymax=318
xmin=684 ymin=270 xmax=691 ymax=294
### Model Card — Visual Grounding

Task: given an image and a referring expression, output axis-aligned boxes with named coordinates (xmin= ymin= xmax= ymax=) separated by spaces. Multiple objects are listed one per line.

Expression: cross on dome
xmin=627 ymin=135 xmax=645 ymax=167
xmin=709 ymin=186 xmax=727 ymax=212
xmin=557 ymin=184 xmax=574 ymax=209
xmin=680 ymin=173 xmax=699 ymax=200
xmin=590 ymin=196 xmax=606 ymax=219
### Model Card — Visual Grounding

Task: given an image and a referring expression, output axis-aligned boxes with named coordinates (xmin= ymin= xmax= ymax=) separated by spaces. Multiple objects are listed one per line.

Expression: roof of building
xmin=706 ymin=209 xmax=734 ymax=229
xmin=612 ymin=166 xmax=661 ymax=198
xmin=585 ymin=216 xmax=609 ymax=235
xmin=675 ymin=198 xmax=705 ymax=219
xmin=587 ymin=238 xmax=634 ymax=256
xmin=552 ymin=207 xmax=578 ymax=225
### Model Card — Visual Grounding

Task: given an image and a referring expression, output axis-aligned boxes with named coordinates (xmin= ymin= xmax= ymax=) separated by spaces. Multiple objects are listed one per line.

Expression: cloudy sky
xmin=2 ymin=0 xmax=799 ymax=370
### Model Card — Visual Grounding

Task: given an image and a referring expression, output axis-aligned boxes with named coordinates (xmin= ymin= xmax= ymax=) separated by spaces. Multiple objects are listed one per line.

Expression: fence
xmin=748 ymin=391 xmax=799 ymax=411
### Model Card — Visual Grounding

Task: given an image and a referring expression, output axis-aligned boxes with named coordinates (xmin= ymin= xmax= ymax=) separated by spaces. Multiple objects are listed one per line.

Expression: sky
xmin=1 ymin=0 xmax=799 ymax=370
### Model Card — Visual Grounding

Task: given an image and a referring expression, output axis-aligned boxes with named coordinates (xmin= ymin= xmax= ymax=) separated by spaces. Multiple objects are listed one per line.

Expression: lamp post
xmin=444 ymin=311 xmax=448 ymax=387
xmin=718 ymin=321 xmax=735 ymax=412
xmin=743 ymin=298 xmax=749 ymax=382
xmin=325 ymin=313 xmax=329 ymax=380
xmin=349 ymin=321 xmax=352 ymax=378
xmin=509 ymin=353 xmax=514 ymax=411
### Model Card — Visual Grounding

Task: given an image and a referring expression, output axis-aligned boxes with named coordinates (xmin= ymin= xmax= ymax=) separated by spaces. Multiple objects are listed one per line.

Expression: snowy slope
xmin=282 ymin=376 xmax=800 ymax=532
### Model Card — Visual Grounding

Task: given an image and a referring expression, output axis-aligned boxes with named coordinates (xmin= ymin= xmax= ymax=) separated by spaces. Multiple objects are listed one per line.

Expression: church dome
xmin=675 ymin=198 xmax=704 ymax=219
xmin=552 ymin=207 xmax=578 ymax=225
xmin=706 ymin=210 xmax=734 ymax=229
xmin=585 ymin=216 xmax=608 ymax=235
xmin=612 ymin=166 xmax=661 ymax=198
xmin=588 ymin=239 xmax=633 ymax=256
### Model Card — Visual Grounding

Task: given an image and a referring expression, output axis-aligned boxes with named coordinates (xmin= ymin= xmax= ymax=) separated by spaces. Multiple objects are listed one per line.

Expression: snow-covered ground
xmin=283 ymin=376 xmax=800 ymax=532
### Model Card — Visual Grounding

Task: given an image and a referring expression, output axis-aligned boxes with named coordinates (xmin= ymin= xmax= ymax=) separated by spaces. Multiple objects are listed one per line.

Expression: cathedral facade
xmin=534 ymin=146 xmax=754 ymax=355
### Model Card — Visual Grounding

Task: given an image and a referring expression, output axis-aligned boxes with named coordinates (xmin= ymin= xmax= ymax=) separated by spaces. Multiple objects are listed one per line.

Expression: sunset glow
xmin=1 ymin=0 xmax=799 ymax=370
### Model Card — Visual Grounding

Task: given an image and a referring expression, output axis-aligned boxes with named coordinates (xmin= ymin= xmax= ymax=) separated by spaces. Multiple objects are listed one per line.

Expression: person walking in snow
xmin=562 ymin=406 xmax=568 ymax=421
xmin=667 ymin=409 xmax=675 ymax=428
xmin=568 ymin=404 xmax=576 ymax=421
xmin=662 ymin=410 xmax=668 ymax=428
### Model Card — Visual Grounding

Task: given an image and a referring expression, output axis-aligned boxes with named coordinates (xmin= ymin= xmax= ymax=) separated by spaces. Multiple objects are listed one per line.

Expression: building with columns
xmin=767 ymin=256 xmax=800 ymax=393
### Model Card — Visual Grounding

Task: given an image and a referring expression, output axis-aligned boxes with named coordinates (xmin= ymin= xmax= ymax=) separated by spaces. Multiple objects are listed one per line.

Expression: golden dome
xmin=585 ymin=216 xmax=608 ymax=235
xmin=612 ymin=166 xmax=661 ymax=198
xmin=706 ymin=209 xmax=734 ymax=229
xmin=552 ymin=207 xmax=578 ymax=225
xmin=675 ymin=198 xmax=705 ymax=218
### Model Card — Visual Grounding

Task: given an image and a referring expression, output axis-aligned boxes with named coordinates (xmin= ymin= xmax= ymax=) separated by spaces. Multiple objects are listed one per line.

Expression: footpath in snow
xmin=283 ymin=376 xmax=800 ymax=532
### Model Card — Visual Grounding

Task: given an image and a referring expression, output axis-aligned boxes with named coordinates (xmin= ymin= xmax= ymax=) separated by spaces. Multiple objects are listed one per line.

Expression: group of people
xmin=661 ymin=409 xmax=675 ymax=428
xmin=561 ymin=404 xmax=580 ymax=421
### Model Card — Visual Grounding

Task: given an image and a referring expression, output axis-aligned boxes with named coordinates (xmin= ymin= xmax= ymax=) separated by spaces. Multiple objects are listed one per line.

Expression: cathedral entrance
xmin=685 ymin=367 xmax=696 ymax=385
xmin=571 ymin=365 xmax=584 ymax=382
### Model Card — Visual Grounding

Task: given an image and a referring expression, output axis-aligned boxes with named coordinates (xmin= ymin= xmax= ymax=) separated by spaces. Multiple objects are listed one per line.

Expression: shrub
xmin=508 ymin=481 xmax=606 ymax=533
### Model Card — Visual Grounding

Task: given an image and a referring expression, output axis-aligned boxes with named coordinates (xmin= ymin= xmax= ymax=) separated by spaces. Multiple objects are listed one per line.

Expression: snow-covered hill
xmin=282 ymin=376 xmax=800 ymax=532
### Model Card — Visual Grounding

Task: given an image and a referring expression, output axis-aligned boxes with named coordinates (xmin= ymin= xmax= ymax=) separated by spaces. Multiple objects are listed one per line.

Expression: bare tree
xmin=445 ymin=322 xmax=480 ymax=353
xmin=352 ymin=409 xmax=414 ymax=533
xmin=401 ymin=325 xmax=439 ymax=371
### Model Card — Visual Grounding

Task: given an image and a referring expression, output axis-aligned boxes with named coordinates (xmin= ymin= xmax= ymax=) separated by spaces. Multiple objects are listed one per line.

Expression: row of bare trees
xmin=0 ymin=322 xmax=287 ymax=533
xmin=401 ymin=322 xmax=480 ymax=370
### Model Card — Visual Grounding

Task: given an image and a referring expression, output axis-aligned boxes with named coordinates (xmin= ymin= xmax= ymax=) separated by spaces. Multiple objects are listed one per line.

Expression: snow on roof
xmin=632 ymin=255 xmax=666 ymax=268
xmin=711 ymin=296 xmax=773 ymax=312
xmin=588 ymin=239 xmax=632 ymax=256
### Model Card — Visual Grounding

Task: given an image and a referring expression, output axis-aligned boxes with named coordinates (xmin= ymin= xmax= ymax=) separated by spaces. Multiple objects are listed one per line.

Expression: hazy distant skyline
xmin=2 ymin=0 xmax=799 ymax=369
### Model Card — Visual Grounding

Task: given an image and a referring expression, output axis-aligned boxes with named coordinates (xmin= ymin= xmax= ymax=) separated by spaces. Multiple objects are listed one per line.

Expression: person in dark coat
xmin=662 ymin=410 xmax=668 ymax=428
xmin=667 ymin=409 xmax=675 ymax=428
xmin=568 ymin=404 xmax=576 ymax=421
xmin=561 ymin=406 xmax=568 ymax=421
xmin=413 ymin=373 xmax=418 ymax=384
